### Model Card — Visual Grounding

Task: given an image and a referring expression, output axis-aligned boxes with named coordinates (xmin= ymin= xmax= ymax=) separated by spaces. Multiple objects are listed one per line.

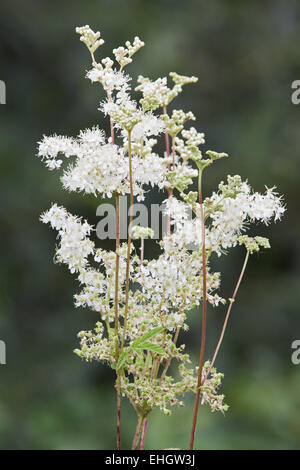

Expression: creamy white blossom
xmin=86 ymin=64 xmax=130 ymax=95
xmin=38 ymin=126 xmax=167 ymax=198
xmin=76 ymin=25 xmax=105 ymax=60
xmin=40 ymin=204 xmax=94 ymax=273
xmin=39 ymin=24 xmax=286 ymax=439
xmin=113 ymin=36 xmax=145 ymax=69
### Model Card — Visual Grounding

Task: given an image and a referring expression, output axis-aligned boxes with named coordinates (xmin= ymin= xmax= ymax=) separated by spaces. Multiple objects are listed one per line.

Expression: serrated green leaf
xmin=133 ymin=341 xmax=165 ymax=355
xmin=132 ymin=327 xmax=164 ymax=348
xmin=116 ymin=349 xmax=129 ymax=371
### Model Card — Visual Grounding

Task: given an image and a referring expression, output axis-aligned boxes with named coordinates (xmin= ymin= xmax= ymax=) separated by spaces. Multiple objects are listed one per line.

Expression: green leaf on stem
xmin=116 ymin=349 xmax=129 ymax=371
xmin=133 ymin=342 xmax=165 ymax=355
xmin=132 ymin=327 xmax=164 ymax=347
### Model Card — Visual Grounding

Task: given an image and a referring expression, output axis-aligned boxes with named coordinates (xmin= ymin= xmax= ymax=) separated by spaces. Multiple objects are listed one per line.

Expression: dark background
xmin=0 ymin=0 xmax=299 ymax=449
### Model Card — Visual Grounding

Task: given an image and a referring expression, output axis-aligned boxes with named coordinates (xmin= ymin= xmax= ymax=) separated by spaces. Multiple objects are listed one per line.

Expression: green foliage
xmin=116 ymin=327 xmax=165 ymax=371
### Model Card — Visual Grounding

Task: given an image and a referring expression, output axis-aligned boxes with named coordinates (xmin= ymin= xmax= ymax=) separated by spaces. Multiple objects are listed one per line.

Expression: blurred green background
xmin=0 ymin=0 xmax=299 ymax=450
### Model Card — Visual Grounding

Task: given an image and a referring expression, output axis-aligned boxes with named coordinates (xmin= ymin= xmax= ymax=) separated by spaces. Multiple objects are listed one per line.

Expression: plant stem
xmin=116 ymin=380 xmax=121 ymax=450
xmin=114 ymin=193 xmax=121 ymax=451
xmin=163 ymin=106 xmax=170 ymax=159
xmin=189 ymin=170 xmax=207 ymax=450
xmin=140 ymin=237 xmax=144 ymax=264
xmin=139 ymin=415 xmax=149 ymax=450
xmin=111 ymin=122 xmax=121 ymax=450
xmin=171 ymin=136 xmax=175 ymax=170
xmin=201 ymin=250 xmax=249 ymax=386
xmin=131 ymin=414 xmax=143 ymax=450
xmin=140 ymin=307 xmax=168 ymax=449
xmin=109 ymin=114 xmax=122 ymax=451
xmin=159 ymin=325 xmax=181 ymax=382
xmin=110 ymin=117 xmax=115 ymax=145
xmin=163 ymin=106 xmax=172 ymax=236
xmin=121 ymin=130 xmax=133 ymax=352
xmin=114 ymin=194 xmax=120 ymax=352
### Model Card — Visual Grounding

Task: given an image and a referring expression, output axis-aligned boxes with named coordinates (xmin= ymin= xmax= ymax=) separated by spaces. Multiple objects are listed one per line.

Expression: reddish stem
xmin=110 ymin=117 xmax=115 ymax=145
xmin=115 ymin=195 xmax=121 ymax=451
xmin=163 ymin=106 xmax=172 ymax=236
xmin=139 ymin=416 xmax=148 ymax=450
xmin=201 ymin=250 xmax=249 ymax=386
xmin=131 ymin=414 xmax=143 ymax=450
xmin=171 ymin=136 xmax=175 ymax=170
xmin=121 ymin=131 xmax=134 ymax=351
xmin=110 ymin=114 xmax=122 ymax=451
xmin=190 ymin=171 xmax=207 ymax=450
xmin=116 ymin=389 xmax=121 ymax=450
xmin=163 ymin=106 xmax=170 ymax=158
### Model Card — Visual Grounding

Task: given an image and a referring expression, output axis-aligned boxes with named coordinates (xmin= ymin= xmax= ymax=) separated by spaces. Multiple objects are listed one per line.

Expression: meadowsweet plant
xmin=38 ymin=25 xmax=285 ymax=450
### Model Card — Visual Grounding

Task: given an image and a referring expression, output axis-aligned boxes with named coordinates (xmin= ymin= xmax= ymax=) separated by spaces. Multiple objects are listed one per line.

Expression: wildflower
xmin=38 ymin=24 xmax=285 ymax=450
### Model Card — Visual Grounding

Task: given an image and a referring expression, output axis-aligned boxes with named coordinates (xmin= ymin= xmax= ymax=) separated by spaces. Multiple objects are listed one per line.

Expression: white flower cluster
xmin=86 ymin=62 xmax=130 ymax=96
xmin=206 ymin=179 xmax=285 ymax=254
xmin=199 ymin=361 xmax=229 ymax=414
xmin=161 ymin=109 xmax=196 ymax=138
xmin=136 ymin=72 xmax=198 ymax=111
xmin=238 ymin=235 xmax=270 ymax=254
xmin=38 ymin=134 xmax=77 ymax=170
xmin=39 ymin=24 xmax=286 ymax=437
xmin=74 ymin=322 xmax=115 ymax=363
xmin=132 ymin=226 xmax=154 ymax=240
xmin=75 ymin=244 xmax=130 ymax=321
xmin=113 ymin=36 xmax=145 ymax=69
xmin=164 ymin=176 xmax=285 ymax=256
xmin=38 ymin=126 xmax=167 ymax=199
xmin=133 ymin=246 xmax=224 ymax=318
xmin=40 ymin=204 xmax=94 ymax=273
xmin=76 ymin=25 xmax=105 ymax=60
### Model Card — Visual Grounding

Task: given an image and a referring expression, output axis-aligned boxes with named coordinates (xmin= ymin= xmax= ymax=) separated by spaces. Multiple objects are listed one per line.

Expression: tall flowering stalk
xmin=37 ymin=25 xmax=285 ymax=450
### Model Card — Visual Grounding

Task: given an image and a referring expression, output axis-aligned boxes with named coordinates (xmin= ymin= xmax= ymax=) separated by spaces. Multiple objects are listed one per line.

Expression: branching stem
xmin=201 ymin=250 xmax=249 ymax=386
